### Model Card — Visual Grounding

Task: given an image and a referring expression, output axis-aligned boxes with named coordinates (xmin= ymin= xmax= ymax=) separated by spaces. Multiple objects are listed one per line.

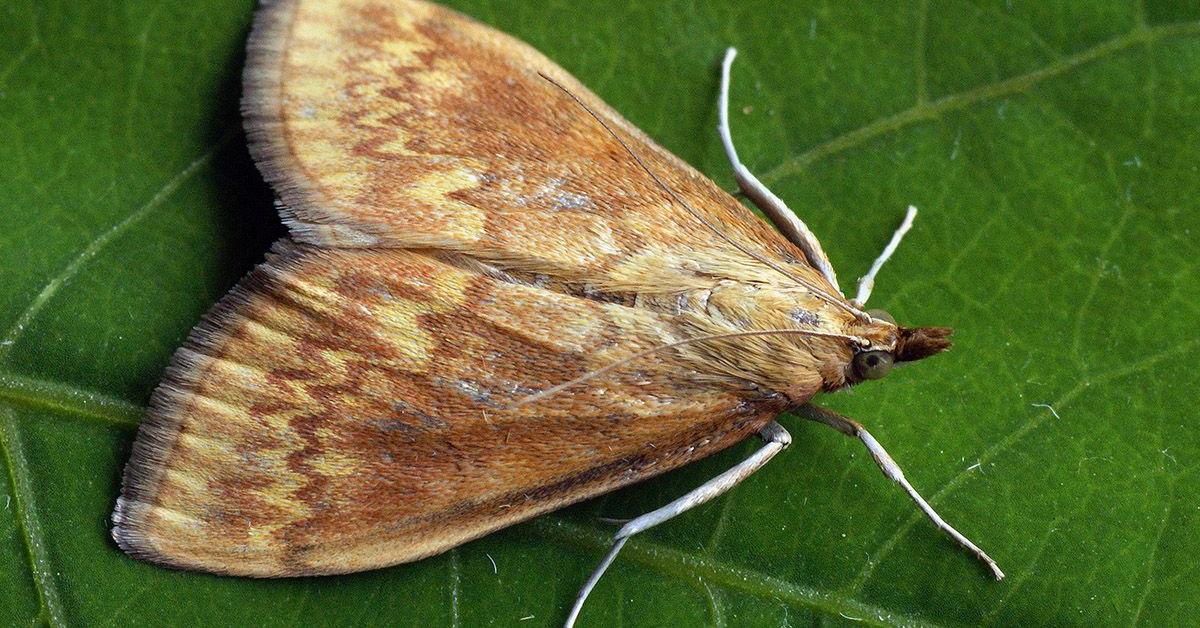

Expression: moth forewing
xmin=112 ymin=0 xmax=1003 ymax=623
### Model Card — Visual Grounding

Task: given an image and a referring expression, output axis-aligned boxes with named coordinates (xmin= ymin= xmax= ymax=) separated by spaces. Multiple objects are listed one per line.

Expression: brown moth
xmin=112 ymin=0 xmax=1003 ymax=623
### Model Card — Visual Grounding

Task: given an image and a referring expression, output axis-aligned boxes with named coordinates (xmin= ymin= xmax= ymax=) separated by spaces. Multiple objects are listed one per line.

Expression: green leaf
xmin=1 ymin=0 xmax=1197 ymax=625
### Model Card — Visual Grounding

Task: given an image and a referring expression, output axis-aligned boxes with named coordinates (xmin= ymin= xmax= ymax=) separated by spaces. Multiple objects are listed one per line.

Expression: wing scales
xmin=114 ymin=242 xmax=784 ymax=575
xmin=243 ymin=0 xmax=836 ymax=294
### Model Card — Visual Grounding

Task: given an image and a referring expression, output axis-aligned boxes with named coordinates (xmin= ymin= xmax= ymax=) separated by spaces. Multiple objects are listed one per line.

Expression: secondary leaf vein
xmin=0 ymin=130 xmax=235 ymax=360
xmin=760 ymin=21 xmax=1200 ymax=184
xmin=0 ymin=408 xmax=65 ymax=625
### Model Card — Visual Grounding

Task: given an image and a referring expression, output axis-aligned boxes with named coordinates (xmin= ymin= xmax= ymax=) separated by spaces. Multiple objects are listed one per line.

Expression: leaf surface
xmin=0 ymin=1 xmax=1197 ymax=625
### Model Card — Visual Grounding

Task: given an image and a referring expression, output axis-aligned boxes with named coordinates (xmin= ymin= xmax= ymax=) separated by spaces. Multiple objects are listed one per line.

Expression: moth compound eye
xmin=867 ymin=309 xmax=896 ymax=325
xmin=854 ymin=350 xmax=894 ymax=380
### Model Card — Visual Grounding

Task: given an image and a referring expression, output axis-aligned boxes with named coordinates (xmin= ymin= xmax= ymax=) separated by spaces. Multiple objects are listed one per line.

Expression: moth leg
xmin=565 ymin=421 xmax=792 ymax=628
xmin=717 ymin=48 xmax=841 ymax=293
xmin=853 ymin=205 xmax=918 ymax=307
xmin=797 ymin=404 xmax=1005 ymax=580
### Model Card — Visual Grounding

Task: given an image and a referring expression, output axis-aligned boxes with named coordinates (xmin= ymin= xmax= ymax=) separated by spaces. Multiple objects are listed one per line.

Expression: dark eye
xmin=853 ymin=350 xmax=894 ymax=380
xmin=867 ymin=309 xmax=896 ymax=325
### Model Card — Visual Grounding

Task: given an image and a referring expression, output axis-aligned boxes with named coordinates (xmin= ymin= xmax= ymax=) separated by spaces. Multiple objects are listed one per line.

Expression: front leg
xmin=717 ymin=48 xmax=842 ymax=292
xmin=797 ymin=404 xmax=1005 ymax=580
xmin=718 ymin=49 xmax=920 ymax=308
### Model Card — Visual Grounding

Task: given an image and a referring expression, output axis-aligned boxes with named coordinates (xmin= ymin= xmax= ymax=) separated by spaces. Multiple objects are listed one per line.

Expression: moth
xmin=112 ymin=0 xmax=1003 ymax=624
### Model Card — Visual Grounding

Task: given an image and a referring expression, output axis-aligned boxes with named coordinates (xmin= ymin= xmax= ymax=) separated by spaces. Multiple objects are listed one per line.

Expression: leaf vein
xmin=531 ymin=518 xmax=942 ymax=627
xmin=0 ymin=370 xmax=142 ymax=429
xmin=701 ymin=580 xmax=727 ymax=628
xmin=449 ymin=548 xmax=462 ymax=628
xmin=914 ymin=0 xmax=930 ymax=105
xmin=0 ymin=130 xmax=235 ymax=359
xmin=1129 ymin=480 xmax=1175 ymax=624
xmin=0 ymin=408 xmax=65 ymax=625
xmin=760 ymin=21 xmax=1200 ymax=183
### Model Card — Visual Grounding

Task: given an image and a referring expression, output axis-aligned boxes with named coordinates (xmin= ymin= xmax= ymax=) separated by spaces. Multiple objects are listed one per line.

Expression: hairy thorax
xmin=636 ymin=281 xmax=900 ymax=403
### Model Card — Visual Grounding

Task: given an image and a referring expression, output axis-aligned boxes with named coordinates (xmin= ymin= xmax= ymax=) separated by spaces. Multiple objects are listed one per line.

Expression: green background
xmin=1 ymin=0 xmax=1197 ymax=625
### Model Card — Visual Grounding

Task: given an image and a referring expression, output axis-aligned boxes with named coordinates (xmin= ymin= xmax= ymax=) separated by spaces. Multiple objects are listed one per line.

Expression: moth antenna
xmin=511 ymin=327 xmax=863 ymax=407
xmin=536 ymin=72 xmax=867 ymax=322
xmin=854 ymin=205 xmax=917 ymax=307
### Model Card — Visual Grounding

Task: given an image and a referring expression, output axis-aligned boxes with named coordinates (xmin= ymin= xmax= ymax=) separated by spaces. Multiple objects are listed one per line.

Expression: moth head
xmin=848 ymin=309 xmax=953 ymax=383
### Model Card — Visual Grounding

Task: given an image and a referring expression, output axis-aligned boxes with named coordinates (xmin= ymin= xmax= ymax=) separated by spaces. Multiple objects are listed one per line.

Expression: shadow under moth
xmin=111 ymin=0 xmax=1003 ymax=624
